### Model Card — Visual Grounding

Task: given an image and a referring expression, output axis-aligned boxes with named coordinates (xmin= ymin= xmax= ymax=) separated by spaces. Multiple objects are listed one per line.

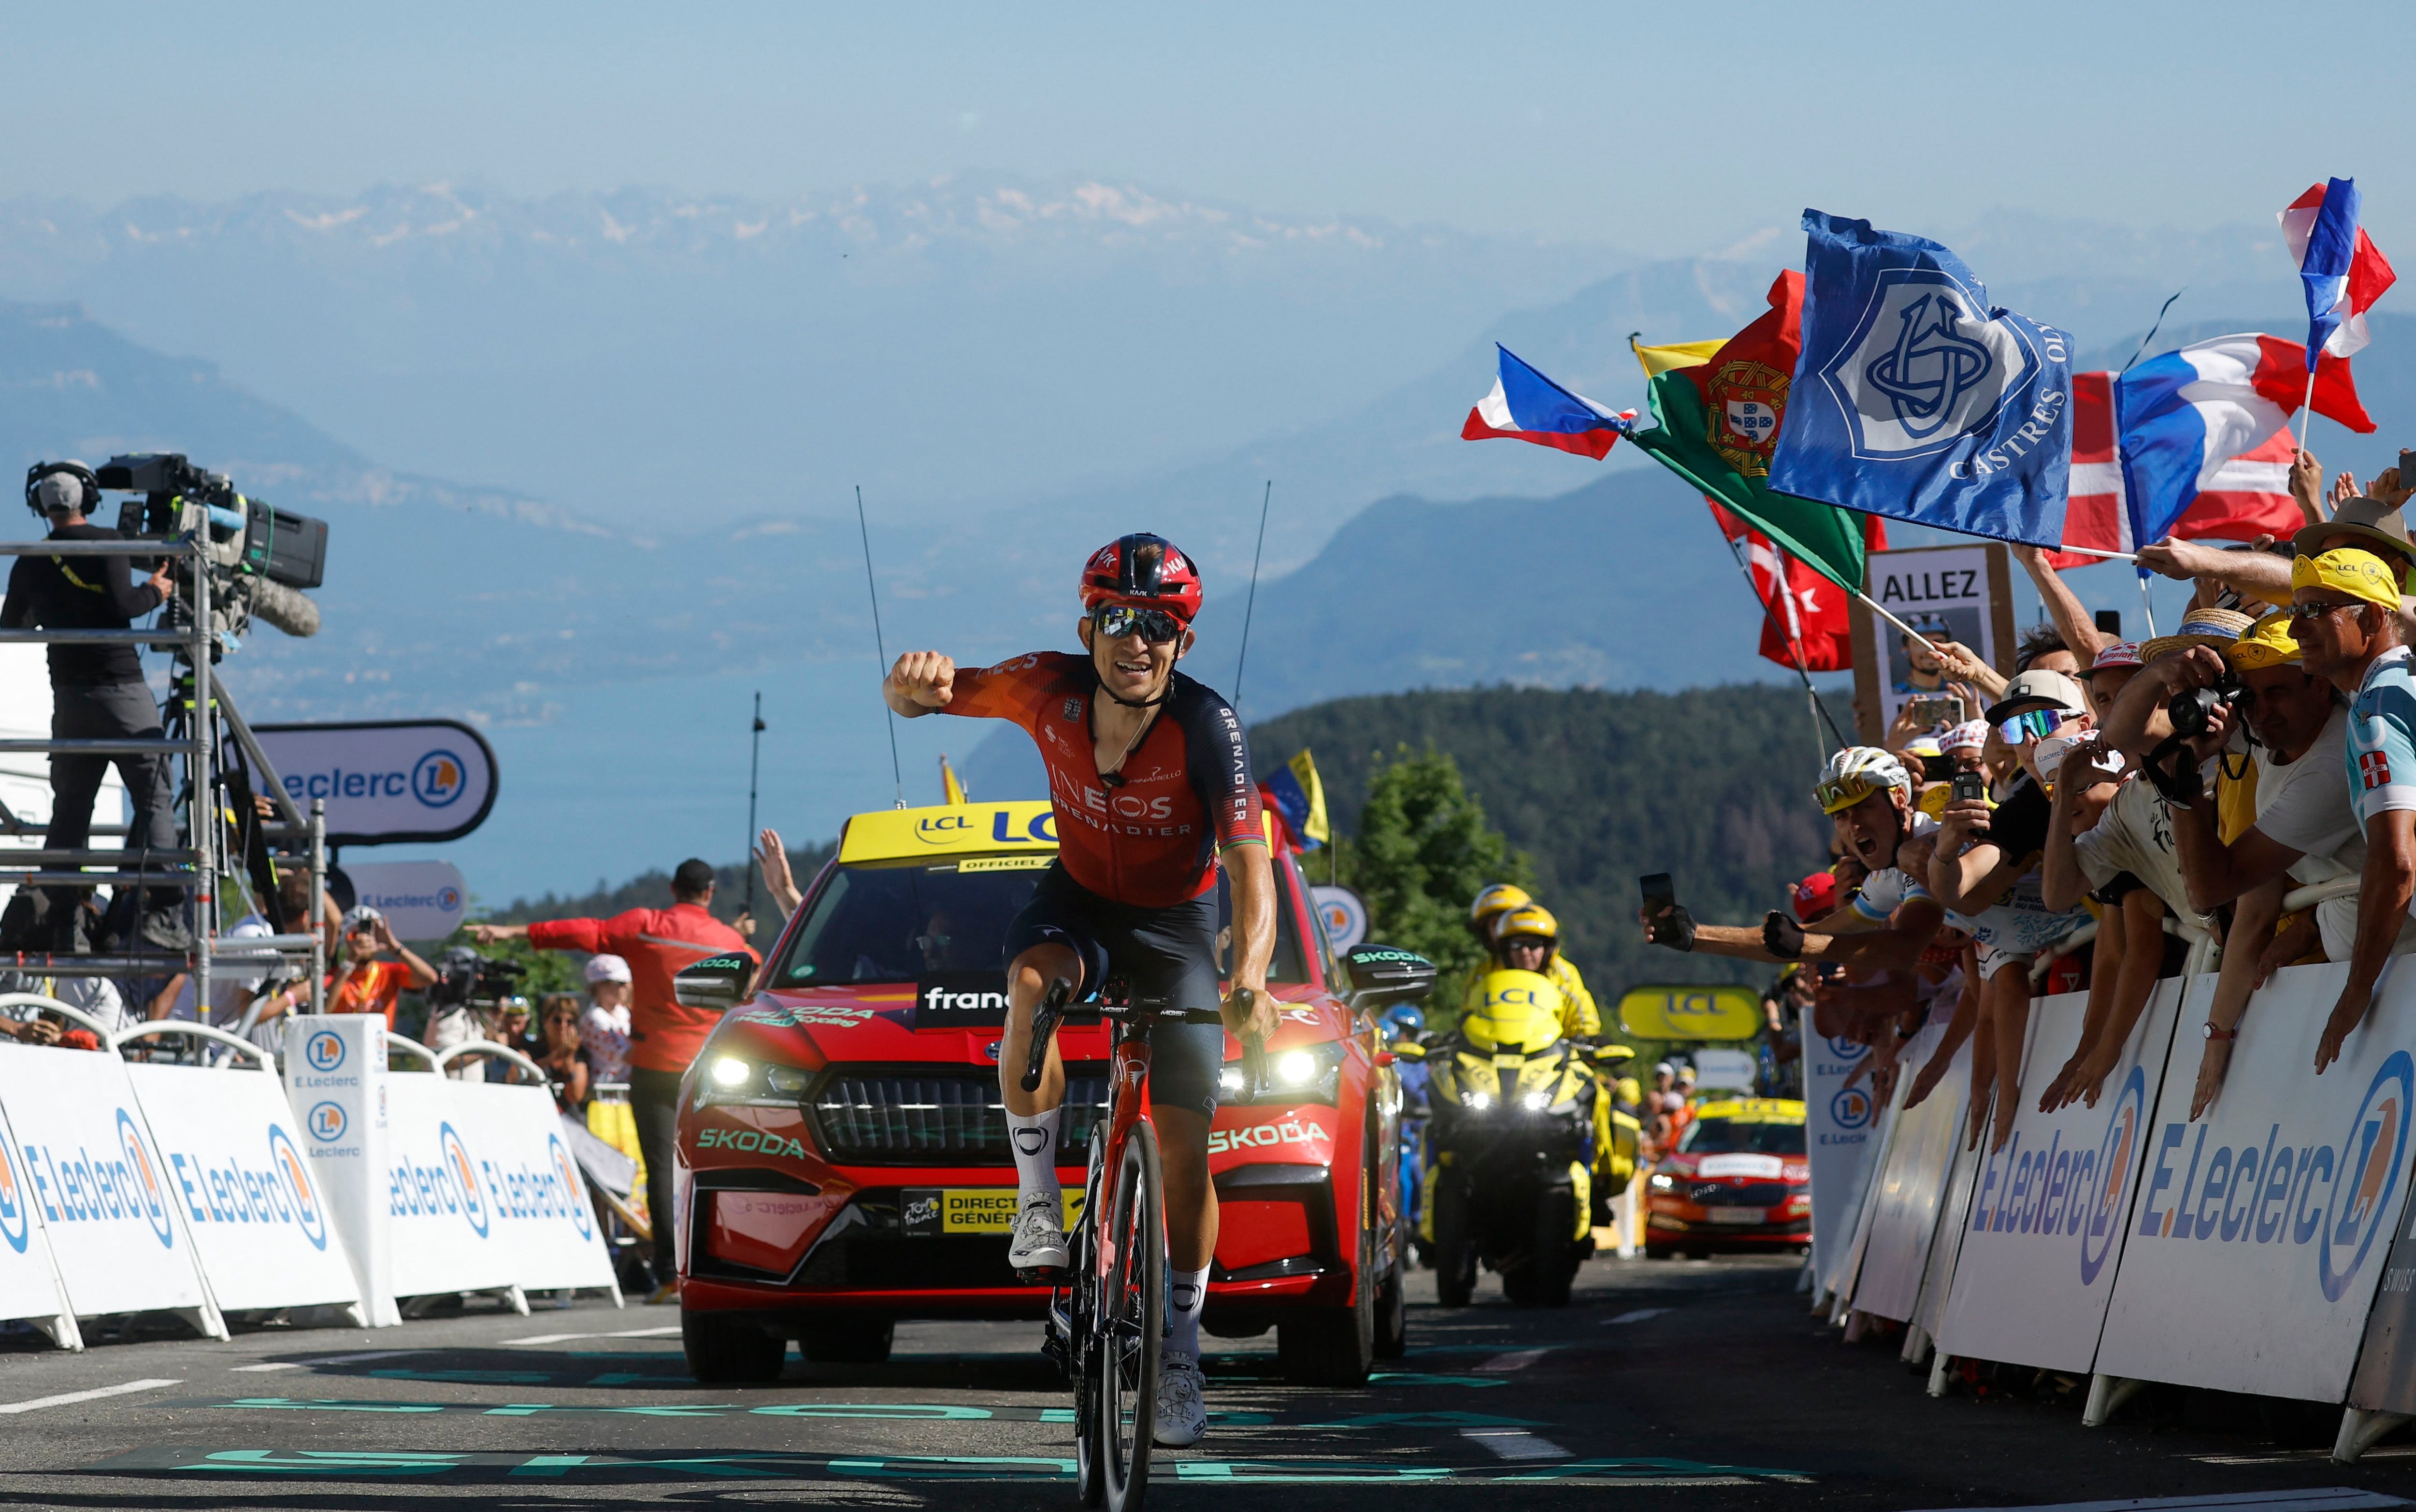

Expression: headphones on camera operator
xmin=23 ymin=460 xmax=101 ymax=520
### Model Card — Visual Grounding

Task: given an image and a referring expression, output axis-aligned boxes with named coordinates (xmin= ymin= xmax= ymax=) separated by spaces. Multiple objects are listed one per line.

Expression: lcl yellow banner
xmin=1616 ymin=983 xmax=1763 ymax=1041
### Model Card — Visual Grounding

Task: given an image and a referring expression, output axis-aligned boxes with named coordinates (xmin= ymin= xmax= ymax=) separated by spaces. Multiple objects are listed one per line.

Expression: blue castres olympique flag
xmin=1768 ymin=211 xmax=2074 ymax=548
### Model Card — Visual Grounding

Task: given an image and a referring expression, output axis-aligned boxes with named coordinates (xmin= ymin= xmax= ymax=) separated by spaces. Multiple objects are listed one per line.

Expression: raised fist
xmin=889 ymin=651 xmax=957 ymax=710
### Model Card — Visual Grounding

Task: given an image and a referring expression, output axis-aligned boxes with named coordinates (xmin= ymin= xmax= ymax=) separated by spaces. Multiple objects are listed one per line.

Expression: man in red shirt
xmin=474 ymin=858 xmax=755 ymax=1301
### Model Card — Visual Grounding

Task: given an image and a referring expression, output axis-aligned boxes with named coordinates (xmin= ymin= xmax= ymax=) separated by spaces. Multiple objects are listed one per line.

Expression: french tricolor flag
xmin=2115 ymin=333 xmax=2373 ymax=547
xmin=2045 ymin=372 xmax=2312 ymax=568
xmin=1461 ymin=344 xmax=1633 ymax=459
xmin=2280 ymin=178 xmax=2395 ymax=364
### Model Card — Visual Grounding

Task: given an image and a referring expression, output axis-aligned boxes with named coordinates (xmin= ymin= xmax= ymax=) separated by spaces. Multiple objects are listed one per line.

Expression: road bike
xmin=1021 ymin=978 xmax=1261 ymax=1512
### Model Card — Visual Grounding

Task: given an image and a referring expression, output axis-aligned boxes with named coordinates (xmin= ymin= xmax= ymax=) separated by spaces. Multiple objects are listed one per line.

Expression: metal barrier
xmin=432 ymin=1037 xmax=553 ymax=1085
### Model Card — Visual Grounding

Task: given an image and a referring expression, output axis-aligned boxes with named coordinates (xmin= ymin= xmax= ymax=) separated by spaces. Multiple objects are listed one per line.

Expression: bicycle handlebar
xmin=1019 ymin=988 xmax=1250 ymax=1093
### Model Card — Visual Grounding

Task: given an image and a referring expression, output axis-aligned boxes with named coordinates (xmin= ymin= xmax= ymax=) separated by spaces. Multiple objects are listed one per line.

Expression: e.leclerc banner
xmin=1803 ymin=1012 xmax=1877 ymax=1285
xmin=253 ymin=720 xmax=498 ymax=846
xmin=1934 ymin=980 xmax=2183 ymax=1373
xmin=2096 ymin=962 xmax=2416 ymax=1403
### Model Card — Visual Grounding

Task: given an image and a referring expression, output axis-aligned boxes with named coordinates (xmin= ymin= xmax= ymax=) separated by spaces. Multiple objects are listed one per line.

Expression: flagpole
xmin=1720 ymin=531 xmax=1846 ymax=756
xmin=2052 ymin=544 xmax=2138 ymax=563
xmin=1854 ymin=590 xmax=1947 ymax=659
xmin=2295 ymin=366 xmax=2320 ymax=501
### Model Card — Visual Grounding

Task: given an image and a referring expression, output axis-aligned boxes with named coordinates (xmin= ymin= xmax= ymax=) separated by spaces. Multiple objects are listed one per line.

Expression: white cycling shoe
xmin=1153 ymin=1352 xmax=1207 ymax=1447
xmin=1007 ymin=1194 xmax=1069 ymax=1273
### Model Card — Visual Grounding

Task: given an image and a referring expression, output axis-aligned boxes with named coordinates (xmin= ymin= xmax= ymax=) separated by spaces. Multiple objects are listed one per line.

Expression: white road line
xmin=1903 ymin=1493 xmax=2412 ymax=1512
xmin=1603 ymin=1307 xmax=1671 ymax=1325
xmin=0 ymin=1378 xmax=180 ymax=1415
xmin=1473 ymin=1348 xmax=1549 ymax=1373
xmin=1461 ymin=1428 xmax=1573 ymax=1461
xmin=230 ymin=1350 xmax=428 ymax=1373
xmin=503 ymin=1325 xmax=682 ymax=1347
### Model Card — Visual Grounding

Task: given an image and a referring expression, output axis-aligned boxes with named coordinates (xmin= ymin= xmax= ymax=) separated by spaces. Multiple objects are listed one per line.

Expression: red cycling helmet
xmin=1079 ymin=533 xmax=1202 ymax=622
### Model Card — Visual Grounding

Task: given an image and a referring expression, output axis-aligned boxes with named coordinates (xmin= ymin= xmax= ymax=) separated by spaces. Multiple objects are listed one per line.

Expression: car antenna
xmin=1230 ymin=479 xmax=1272 ymax=720
xmin=856 ymin=484 xmax=906 ymax=808
xmin=744 ymin=690 xmax=765 ymax=919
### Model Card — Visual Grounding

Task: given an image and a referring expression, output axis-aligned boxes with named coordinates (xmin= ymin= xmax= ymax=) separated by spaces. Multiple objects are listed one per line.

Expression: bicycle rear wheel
xmin=1097 ymin=1120 xmax=1163 ymax=1512
xmin=1073 ymin=1127 xmax=1107 ymax=1507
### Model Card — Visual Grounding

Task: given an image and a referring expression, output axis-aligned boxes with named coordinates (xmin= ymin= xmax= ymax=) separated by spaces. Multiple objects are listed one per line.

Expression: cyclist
xmin=883 ymin=532 xmax=1278 ymax=1450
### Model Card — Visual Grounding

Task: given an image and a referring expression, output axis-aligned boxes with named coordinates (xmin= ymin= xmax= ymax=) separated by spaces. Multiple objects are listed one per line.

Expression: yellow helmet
xmin=1468 ymin=883 xmax=1532 ymax=935
xmin=1491 ymin=902 xmax=1559 ymax=949
xmin=1463 ymin=968 xmax=1567 ymax=1054
xmin=1615 ymin=1076 xmax=1643 ymax=1106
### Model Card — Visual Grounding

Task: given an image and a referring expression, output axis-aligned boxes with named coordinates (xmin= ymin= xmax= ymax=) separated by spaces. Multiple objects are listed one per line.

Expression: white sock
xmin=1007 ymin=1107 xmax=1062 ymax=1203
xmin=1167 ymin=1266 xmax=1209 ymax=1359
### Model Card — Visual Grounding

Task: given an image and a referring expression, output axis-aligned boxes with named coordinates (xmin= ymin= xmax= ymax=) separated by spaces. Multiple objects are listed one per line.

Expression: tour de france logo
xmin=2322 ymin=1051 xmax=2414 ymax=1302
xmin=307 ymin=1100 xmax=347 ymax=1145
xmin=0 ymin=1131 xmax=29 ymax=1254
xmin=548 ymin=1134 xmax=594 ymax=1240
xmin=440 ymin=1123 xmax=490 ymax=1237
xmin=304 ymin=1030 xmax=345 ymax=1074
xmin=413 ymin=749 xmax=468 ymax=808
xmin=115 ymin=1109 xmax=175 ymax=1248
xmin=269 ymin=1127 xmax=330 ymax=1252
xmin=2079 ymin=1065 xmax=2147 ymax=1286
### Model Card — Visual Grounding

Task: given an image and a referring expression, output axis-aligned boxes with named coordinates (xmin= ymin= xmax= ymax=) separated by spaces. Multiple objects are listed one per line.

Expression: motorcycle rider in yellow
xmin=1462 ymin=902 xmax=1601 ymax=1039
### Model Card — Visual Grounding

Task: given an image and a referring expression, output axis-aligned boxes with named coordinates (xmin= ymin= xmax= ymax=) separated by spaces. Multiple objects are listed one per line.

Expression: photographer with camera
xmin=330 ymin=905 xmax=438 ymax=1028
xmin=473 ymin=857 xmax=755 ymax=1302
xmin=1 ymin=462 xmax=184 ymax=952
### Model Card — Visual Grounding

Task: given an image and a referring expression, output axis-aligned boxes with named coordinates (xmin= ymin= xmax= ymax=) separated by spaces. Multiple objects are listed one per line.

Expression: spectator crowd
xmin=1639 ymin=450 xmax=2416 ymax=1152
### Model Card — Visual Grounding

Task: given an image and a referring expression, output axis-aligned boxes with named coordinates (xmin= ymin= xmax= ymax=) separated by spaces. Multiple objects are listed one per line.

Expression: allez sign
xmin=253 ymin=720 xmax=498 ymax=846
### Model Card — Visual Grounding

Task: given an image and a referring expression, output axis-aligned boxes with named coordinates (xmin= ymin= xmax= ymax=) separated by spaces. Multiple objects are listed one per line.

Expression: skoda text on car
xmin=1642 ymin=1096 xmax=1812 ymax=1260
xmin=672 ymin=799 xmax=1413 ymax=1384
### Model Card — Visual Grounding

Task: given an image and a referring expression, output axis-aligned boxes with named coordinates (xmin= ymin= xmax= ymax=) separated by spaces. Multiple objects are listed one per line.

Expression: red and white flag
xmin=1708 ymin=500 xmax=1857 ymax=671
xmin=2044 ymin=369 xmax=2310 ymax=570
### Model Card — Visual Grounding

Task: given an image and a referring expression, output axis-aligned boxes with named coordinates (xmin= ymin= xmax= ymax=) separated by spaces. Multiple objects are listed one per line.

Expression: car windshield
xmin=771 ymin=853 xmax=1312 ymax=988
xmin=1679 ymin=1117 xmax=1806 ymax=1156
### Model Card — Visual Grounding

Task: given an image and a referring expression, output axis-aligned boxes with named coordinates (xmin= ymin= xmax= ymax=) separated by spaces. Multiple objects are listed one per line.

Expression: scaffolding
xmin=0 ymin=533 xmax=326 ymax=1032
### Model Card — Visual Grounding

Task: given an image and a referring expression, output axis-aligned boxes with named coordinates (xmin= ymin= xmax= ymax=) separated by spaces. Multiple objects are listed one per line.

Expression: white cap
xmin=584 ymin=953 xmax=632 ymax=985
xmin=341 ymin=904 xmax=383 ymax=934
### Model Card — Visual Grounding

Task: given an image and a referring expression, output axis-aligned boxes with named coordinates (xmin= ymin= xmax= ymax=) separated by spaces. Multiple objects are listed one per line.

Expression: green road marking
xmin=369 ymin=1370 xmax=556 ymax=1385
xmin=751 ymin=1404 xmax=996 ymax=1420
xmin=81 ymin=1446 xmax=1814 ymax=1486
xmin=1366 ymin=1373 xmax=1505 ymax=1387
xmin=167 ymin=1397 xmax=1281 ymax=1426
xmin=1302 ymin=1412 xmax=1541 ymax=1429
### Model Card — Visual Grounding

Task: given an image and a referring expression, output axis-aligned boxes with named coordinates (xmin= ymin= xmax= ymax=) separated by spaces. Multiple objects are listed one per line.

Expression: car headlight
xmin=694 ymin=1054 xmax=812 ymax=1108
xmin=711 ymin=1056 xmax=752 ymax=1088
xmin=1648 ymin=1172 xmax=1676 ymax=1192
xmin=1220 ymin=1040 xmax=1343 ymax=1106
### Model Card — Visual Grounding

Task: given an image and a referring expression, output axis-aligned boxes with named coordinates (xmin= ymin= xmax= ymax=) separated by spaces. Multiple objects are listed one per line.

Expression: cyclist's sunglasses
xmin=1997 ymin=707 xmax=2066 ymax=745
xmin=1816 ymin=777 xmax=1884 ymax=815
xmin=1092 ymin=604 xmax=1186 ymax=644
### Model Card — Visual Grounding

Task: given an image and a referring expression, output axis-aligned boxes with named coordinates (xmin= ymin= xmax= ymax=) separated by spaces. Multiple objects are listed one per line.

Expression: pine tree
xmin=1344 ymin=744 xmax=1530 ymax=1024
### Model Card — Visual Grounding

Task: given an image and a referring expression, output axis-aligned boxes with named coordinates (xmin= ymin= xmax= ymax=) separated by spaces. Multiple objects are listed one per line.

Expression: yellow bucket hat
xmin=2292 ymin=547 xmax=2403 ymax=611
xmin=2226 ymin=611 xmax=2301 ymax=671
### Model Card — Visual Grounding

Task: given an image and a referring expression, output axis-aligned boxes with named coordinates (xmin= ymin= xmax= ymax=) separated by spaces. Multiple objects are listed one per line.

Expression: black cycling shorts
xmin=1002 ymin=861 xmax=1226 ymax=1122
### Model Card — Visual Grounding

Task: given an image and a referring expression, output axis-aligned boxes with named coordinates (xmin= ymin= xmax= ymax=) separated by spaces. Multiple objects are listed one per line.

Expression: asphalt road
xmin=3 ymin=1253 xmax=2415 ymax=1510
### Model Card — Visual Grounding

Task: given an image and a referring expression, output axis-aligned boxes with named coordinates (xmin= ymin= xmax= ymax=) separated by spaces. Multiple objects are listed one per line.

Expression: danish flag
xmin=1707 ymin=499 xmax=1870 ymax=671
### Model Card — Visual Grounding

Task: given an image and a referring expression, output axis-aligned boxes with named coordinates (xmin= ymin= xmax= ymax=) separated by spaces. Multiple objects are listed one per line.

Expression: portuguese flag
xmin=1627 ymin=271 xmax=1878 ymax=591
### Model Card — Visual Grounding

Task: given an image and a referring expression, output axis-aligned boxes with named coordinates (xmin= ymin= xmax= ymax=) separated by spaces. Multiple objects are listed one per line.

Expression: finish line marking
xmin=1603 ymin=1308 xmax=1671 ymax=1325
xmin=231 ymin=1351 xmax=428 ymax=1374
xmin=1474 ymin=1350 xmax=1549 ymax=1373
xmin=0 ymin=1379 xmax=180 ymax=1415
xmin=503 ymin=1325 xmax=681 ymax=1346
xmin=1900 ymin=1494 xmax=2410 ymax=1512
xmin=79 ymin=1446 xmax=1814 ymax=1485
xmin=159 ymin=1397 xmax=1552 ymax=1430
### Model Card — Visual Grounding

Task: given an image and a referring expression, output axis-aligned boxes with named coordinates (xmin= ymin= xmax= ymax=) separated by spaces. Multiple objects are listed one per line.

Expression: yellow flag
xmin=1630 ymin=337 xmax=1724 ymax=379
xmin=939 ymin=755 xmax=968 ymax=806
xmin=1285 ymin=749 xmax=1330 ymax=847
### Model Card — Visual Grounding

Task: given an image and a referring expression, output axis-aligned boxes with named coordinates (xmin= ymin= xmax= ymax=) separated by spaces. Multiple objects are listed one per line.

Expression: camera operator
xmin=330 ymin=906 xmax=437 ymax=1028
xmin=1 ymin=462 xmax=184 ymax=952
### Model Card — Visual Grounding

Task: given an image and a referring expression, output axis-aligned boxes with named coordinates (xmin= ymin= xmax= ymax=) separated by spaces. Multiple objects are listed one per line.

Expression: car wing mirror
xmin=674 ymin=952 xmax=755 ymax=1011
xmin=1343 ymin=944 xmax=1438 ymax=1017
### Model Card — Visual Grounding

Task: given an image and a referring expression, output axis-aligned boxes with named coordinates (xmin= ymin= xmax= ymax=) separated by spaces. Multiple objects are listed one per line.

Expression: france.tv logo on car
xmin=413 ymin=750 xmax=467 ymax=808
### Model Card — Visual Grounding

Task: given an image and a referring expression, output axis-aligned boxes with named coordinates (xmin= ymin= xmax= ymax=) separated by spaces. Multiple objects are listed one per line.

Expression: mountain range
xmin=0 ymin=182 xmax=2398 ymax=898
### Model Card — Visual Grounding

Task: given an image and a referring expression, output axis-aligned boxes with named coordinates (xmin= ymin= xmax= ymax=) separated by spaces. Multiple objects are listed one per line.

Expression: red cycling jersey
xmin=944 ymin=651 xmax=1265 ymax=907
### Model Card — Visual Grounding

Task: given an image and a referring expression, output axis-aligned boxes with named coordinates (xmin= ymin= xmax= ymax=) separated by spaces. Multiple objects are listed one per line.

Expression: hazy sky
xmin=16 ymin=1 xmax=2416 ymax=255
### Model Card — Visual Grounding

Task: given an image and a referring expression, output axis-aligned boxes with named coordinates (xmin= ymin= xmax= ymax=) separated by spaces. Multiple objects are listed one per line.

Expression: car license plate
xmin=901 ymin=1187 xmax=1084 ymax=1237
xmin=1708 ymin=1206 xmax=1764 ymax=1224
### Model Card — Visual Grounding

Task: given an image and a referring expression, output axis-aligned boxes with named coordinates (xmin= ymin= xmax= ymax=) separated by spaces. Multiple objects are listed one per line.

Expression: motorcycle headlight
xmin=1521 ymin=1090 xmax=1551 ymax=1112
xmin=1221 ymin=1039 xmax=1344 ymax=1106
xmin=1462 ymin=1089 xmax=1493 ymax=1111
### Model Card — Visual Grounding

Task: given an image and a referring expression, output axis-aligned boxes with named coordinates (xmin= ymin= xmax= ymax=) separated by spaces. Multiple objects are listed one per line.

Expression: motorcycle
xmin=1419 ymin=968 xmax=1598 ymax=1308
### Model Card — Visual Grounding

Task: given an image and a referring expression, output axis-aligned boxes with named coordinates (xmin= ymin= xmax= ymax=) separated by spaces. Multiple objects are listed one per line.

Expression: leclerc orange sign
xmin=1616 ymin=984 xmax=1763 ymax=1042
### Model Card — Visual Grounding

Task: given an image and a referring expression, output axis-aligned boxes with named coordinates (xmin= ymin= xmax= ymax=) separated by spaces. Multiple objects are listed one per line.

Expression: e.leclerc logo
xmin=2324 ymin=1051 xmax=2413 ymax=1302
xmin=2079 ymin=1066 xmax=2147 ymax=1284
xmin=1829 ymin=1087 xmax=1874 ymax=1131
xmin=307 ymin=1101 xmax=348 ymax=1144
xmin=549 ymin=1134 xmax=595 ymax=1240
xmin=304 ymin=1030 xmax=346 ymax=1074
xmin=116 ymin=1109 xmax=176 ymax=1248
xmin=440 ymin=1123 xmax=490 ymax=1237
xmin=0 ymin=1130 xmax=30 ymax=1254
xmin=413 ymin=749 xmax=468 ymax=808
xmin=269 ymin=1127 xmax=329 ymax=1251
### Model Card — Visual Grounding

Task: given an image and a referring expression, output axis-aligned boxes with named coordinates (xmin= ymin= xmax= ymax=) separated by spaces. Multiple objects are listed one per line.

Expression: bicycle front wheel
xmin=1097 ymin=1119 xmax=1164 ymax=1512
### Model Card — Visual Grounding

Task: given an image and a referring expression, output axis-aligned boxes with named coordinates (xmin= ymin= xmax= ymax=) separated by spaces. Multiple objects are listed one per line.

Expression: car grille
xmin=808 ymin=1066 xmax=1109 ymax=1164
xmin=1690 ymin=1181 xmax=1790 ymax=1206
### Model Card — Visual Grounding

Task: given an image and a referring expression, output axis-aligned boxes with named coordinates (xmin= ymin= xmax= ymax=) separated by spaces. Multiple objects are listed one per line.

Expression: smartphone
xmin=1905 ymin=694 xmax=1957 ymax=728
xmin=1949 ymin=771 xmax=1990 ymax=835
xmin=2401 ymin=449 xmax=2416 ymax=484
xmin=1639 ymin=872 xmax=1675 ymax=920
xmin=2094 ymin=609 xmax=2122 ymax=637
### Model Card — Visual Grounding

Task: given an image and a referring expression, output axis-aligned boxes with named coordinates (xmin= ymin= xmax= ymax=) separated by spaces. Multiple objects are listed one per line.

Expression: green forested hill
xmin=1252 ymin=684 xmax=1838 ymax=996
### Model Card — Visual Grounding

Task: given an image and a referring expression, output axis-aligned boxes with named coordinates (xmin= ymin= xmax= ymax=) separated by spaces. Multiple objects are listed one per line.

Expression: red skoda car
xmin=671 ymin=800 xmax=1425 ymax=1386
xmin=1642 ymin=1097 xmax=1812 ymax=1259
